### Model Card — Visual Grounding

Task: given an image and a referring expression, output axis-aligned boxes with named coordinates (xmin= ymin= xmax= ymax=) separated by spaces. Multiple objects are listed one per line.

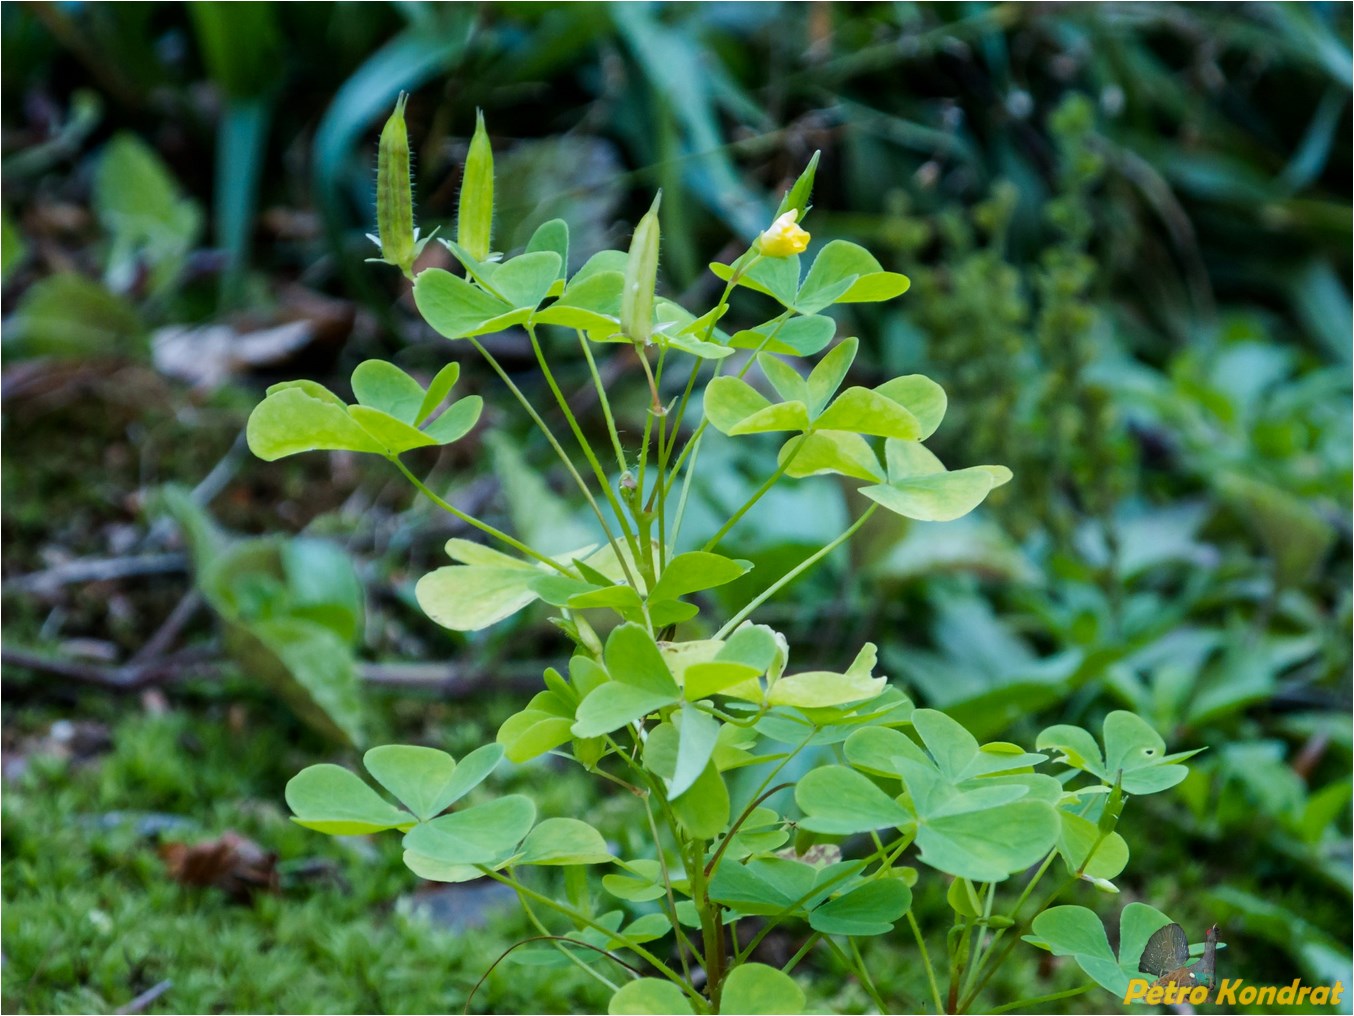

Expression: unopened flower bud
xmin=758 ymin=209 xmax=810 ymax=257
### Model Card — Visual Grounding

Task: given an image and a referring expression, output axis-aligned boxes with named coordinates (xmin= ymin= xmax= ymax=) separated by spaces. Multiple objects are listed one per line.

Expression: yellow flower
xmin=759 ymin=209 xmax=810 ymax=257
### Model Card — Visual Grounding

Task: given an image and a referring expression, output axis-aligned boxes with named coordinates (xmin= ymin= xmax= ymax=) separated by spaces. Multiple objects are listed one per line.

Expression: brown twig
xmin=2 ymin=554 xmax=186 ymax=595
xmin=1 ymin=645 xmax=218 ymax=691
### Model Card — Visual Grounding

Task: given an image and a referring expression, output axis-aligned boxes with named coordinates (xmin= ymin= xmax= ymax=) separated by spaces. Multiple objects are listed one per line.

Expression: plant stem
xmin=577 ymin=330 xmax=630 ymax=479
xmin=781 ymin=933 xmax=821 ymax=974
xmin=848 ymin=936 xmax=890 ymax=1013
xmin=479 ymin=868 xmax=700 ymax=1006
xmin=700 ymin=432 xmax=811 ymax=553
xmin=715 ymin=504 xmax=877 ymax=639
xmin=984 ymin=983 xmax=1096 ymax=1014
xmin=526 ymin=325 xmax=645 ymax=573
xmin=908 ymin=910 xmax=946 ymax=1015
xmin=389 ymin=457 xmax=566 ymax=573
xmin=468 ymin=336 xmax=640 ymax=591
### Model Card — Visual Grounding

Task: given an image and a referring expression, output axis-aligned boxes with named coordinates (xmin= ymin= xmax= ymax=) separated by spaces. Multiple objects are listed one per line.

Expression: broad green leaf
xmin=730 ymin=401 xmax=812 ymax=435
xmin=795 ymin=765 xmax=910 ymax=835
xmin=415 ymin=565 xmax=540 ymax=631
xmin=875 ymin=375 xmax=947 ymax=439
xmin=797 ymin=240 xmax=883 ymax=312
xmin=401 ymin=795 xmax=536 ymax=866
xmin=709 ymin=857 xmax=816 ymax=915
xmin=421 ymin=396 xmax=482 ymax=444
xmin=519 ymin=818 xmax=613 ymax=865
xmin=1036 ymin=724 xmax=1104 ymax=773
xmin=573 ymin=683 xmax=676 ymax=738
xmin=1057 ymin=811 xmax=1130 ymax=880
xmin=569 ymin=584 xmax=645 ymax=615
xmin=757 ymin=353 xmax=809 ymax=405
xmin=6 ymin=272 xmax=145 ymax=358
xmin=1216 ymin=470 xmax=1336 ymax=588
xmin=729 ymin=315 xmax=836 ymax=356
xmin=670 ymin=706 xmax=720 ymax=799
xmin=912 ymin=709 xmax=982 ymax=782
xmin=709 ymin=256 xmax=801 ymax=308
xmin=648 ymin=552 xmax=752 ymax=602
xmin=683 ymin=660 xmax=762 ymax=701
xmin=815 ymin=387 xmax=921 ymax=439
xmin=843 ymin=726 xmax=931 ymax=778
xmin=915 ymin=799 xmax=1059 ymax=882
xmin=602 ymin=860 xmax=667 ymax=902
xmin=1101 ymin=711 xmax=1201 ymax=794
xmin=240 ymin=617 xmax=365 ymax=746
xmin=806 ymin=337 xmax=858 ymax=415
xmin=348 ymin=405 xmax=438 ymax=454
xmin=704 ymin=376 xmax=772 ymax=434
xmin=662 ymin=328 xmax=734 ymax=360
xmin=770 ymin=644 xmax=887 ymax=708
xmin=809 ymin=877 xmax=912 ymax=936
xmin=497 ymin=710 xmax=573 ymax=763
xmin=860 ymin=467 xmax=1003 ymax=522
xmin=247 ymin=388 xmax=384 ymax=460
xmin=885 ymin=439 xmax=946 ymax=480
xmin=604 ymin=623 xmax=678 ymax=696
xmin=608 ymin=979 xmax=694 ymax=1015
xmin=719 ymin=963 xmax=805 ymax=1015
xmin=362 ymin=745 xmax=459 ymax=821
xmin=779 ymin=432 xmax=883 ymax=482
xmin=281 ymin=537 xmax=364 ymax=644
xmin=403 ymin=849 xmax=509 ymax=884
xmin=719 ymin=625 xmax=783 ymax=673
xmin=417 ymin=362 xmax=461 ymax=424
xmin=839 ymin=270 xmax=910 ymax=303
xmin=439 ymin=743 xmax=506 ymax=805
xmin=525 ymin=219 xmax=570 ymax=278
xmin=1027 ymin=906 xmax=1125 ymax=994
xmin=495 ymin=250 xmax=562 ymax=310
xmin=445 ymin=538 xmax=537 ymax=569
xmin=285 ymin=763 xmax=412 ymax=835
xmin=534 ymin=271 xmax=623 ymax=332
xmin=671 ymin=760 xmax=729 ymax=839
xmin=351 ymin=360 xmax=424 ymax=424
xmin=413 ymin=268 xmax=517 ymax=340
xmin=265 ymin=379 xmax=347 ymax=407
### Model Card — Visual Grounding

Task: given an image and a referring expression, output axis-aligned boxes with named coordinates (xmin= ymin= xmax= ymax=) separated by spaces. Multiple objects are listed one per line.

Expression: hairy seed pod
xmin=457 ymin=110 xmax=494 ymax=261
xmin=376 ymin=92 xmax=417 ymax=278
xmin=621 ymin=192 xmax=661 ymax=344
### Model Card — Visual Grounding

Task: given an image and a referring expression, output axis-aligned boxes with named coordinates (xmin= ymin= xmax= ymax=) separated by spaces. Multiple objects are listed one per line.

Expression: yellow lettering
xmin=1214 ymin=978 xmax=1239 ymax=1005
xmin=1123 ymin=979 xmax=1150 ymax=1004
xmin=1311 ymin=986 xmax=1330 ymax=1005
xmin=1256 ymin=985 xmax=1278 ymax=1005
xmin=1296 ymin=986 xmax=1312 ymax=1005
xmin=1332 ymin=982 xmax=1345 ymax=1006
xmin=1239 ymin=985 xmax=1257 ymax=1004
xmin=1277 ymin=979 xmax=1301 ymax=1004
xmin=1144 ymin=986 xmax=1165 ymax=1005
xmin=1188 ymin=985 xmax=1208 ymax=1005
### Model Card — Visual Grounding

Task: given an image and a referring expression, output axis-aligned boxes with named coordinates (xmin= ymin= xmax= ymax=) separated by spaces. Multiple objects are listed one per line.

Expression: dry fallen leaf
xmin=159 ymin=830 xmax=278 ymax=902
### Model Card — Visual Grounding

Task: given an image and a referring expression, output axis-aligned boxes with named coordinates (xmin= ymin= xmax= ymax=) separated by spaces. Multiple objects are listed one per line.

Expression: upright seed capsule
xmin=374 ymin=92 xmax=418 ymax=279
xmin=621 ymin=192 xmax=661 ymax=345
xmin=457 ymin=110 xmax=494 ymax=262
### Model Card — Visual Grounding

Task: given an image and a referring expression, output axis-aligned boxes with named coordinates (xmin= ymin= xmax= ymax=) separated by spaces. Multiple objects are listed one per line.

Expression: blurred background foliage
xmin=2 ymin=2 xmax=1350 ymax=1013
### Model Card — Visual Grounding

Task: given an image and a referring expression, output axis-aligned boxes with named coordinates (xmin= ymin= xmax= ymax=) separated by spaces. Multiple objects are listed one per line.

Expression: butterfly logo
xmin=1139 ymin=923 xmax=1220 ymax=993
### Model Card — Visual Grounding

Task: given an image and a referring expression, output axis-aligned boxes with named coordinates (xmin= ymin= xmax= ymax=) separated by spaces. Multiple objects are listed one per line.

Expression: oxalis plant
xmin=245 ymin=95 xmax=1207 ymax=1015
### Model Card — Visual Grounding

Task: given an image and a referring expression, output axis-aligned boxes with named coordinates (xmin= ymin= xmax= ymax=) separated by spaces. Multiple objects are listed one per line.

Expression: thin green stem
xmin=781 ymin=932 xmax=821 ymax=974
xmin=468 ymin=336 xmax=639 ymax=591
xmin=700 ymin=432 xmax=811 ymax=553
xmin=512 ymin=889 xmax=622 ymax=992
xmin=715 ymin=504 xmax=878 ymax=639
xmin=985 ymin=983 xmax=1095 ymax=1014
xmin=479 ymin=868 xmax=698 ymax=1004
xmin=908 ymin=910 xmax=946 ymax=1015
xmin=390 ymin=458 xmax=565 ymax=573
xmin=577 ymin=330 xmax=630 ymax=479
xmin=526 ymin=325 xmax=642 ymax=559
xmin=847 ymin=936 xmax=889 ymax=1013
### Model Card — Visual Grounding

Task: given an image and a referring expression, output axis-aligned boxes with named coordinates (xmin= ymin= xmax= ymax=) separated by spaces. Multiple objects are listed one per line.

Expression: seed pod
xmin=457 ymin=110 xmax=494 ymax=261
xmin=375 ymin=93 xmax=417 ymax=278
xmin=621 ymin=192 xmax=661 ymax=344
